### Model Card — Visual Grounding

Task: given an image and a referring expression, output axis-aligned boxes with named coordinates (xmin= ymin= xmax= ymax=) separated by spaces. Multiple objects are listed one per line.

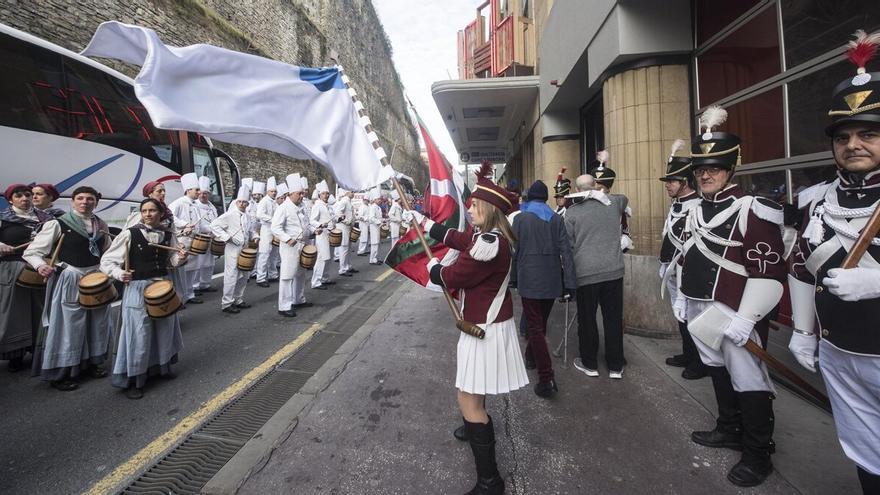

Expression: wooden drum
xmin=78 ymin=272 xmax=118 ymax=309
xmin=237 ymin=248 xmax=257 ymax=271
xmin=272 ymin=236 xmax=280 ymax=247
xmin=210 ymin=238 xmax=226 ymax=256
xmin=247 ymin=239 xmax=258 ymax=250
xmin=328 ymin=229 xmax=342 ymax=247
xmin=349 ymin=227 xmax=361 ymax=243
xmin=190 ymin=234 xmax=211 ymax=255
xmin=144 ymin=280 xmax=182 ymax=319
xmin=16 ymin=263 xmax=46 ymax=289
xmin=380 ymin=224 xmax=390 ymax=239
xmin=299 ymin=245 xmax=317 ymax=270
xmin=398 ymin=224 xmax=407 ymax=237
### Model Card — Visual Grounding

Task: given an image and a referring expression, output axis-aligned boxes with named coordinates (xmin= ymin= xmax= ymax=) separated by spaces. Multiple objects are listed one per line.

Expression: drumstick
xmin=12 ymin=242 xmax=30 ymax=251
xmin=42 ymin=233 xmax=65 ymax=280
xmin=148 ymin=242 xmax=186 ymax=253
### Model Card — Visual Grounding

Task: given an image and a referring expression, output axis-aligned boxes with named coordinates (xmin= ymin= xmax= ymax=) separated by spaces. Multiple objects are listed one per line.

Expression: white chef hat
xmin=276 ymin=183 xmax=289 ymax=196
xmin=311 ymin=189 xmax=318 ymax=200
xmin=242 ymin=177 xmax=254 ymax=190
xmin=328 ymin=194 xmax=336 ymax=205
xmin=253 ymin=181 xmax=266 ymax=195
xmin=181 ymin=172 xmax=199 ymax=191
xmin=391 ymin=190 xmax=400 ymax=200
xmin=198 ymin=176 xmax=211 ymax=191
xmin=368 ymin=189 xmax=380 ymax=201
xmin=236 ymin=185 xmax=251 ymax=202
xmin=300 ymin=176 xmax=309 ymax=190
xmin=266 ymin=176 xmax=277 ymax=191
xmin=286 ymin=173 xmax=302 ymax=192
xmin=315 ymin=180 xmax=329 ymax=193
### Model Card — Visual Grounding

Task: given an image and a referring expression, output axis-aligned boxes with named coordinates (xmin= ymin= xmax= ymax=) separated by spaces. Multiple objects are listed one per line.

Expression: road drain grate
xmin=121 ymin=276 xmax=401 ymax=494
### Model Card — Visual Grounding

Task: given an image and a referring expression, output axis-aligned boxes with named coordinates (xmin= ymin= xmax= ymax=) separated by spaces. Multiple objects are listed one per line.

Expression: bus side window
xmin=193 ymin=146 xmax=222 ymax=214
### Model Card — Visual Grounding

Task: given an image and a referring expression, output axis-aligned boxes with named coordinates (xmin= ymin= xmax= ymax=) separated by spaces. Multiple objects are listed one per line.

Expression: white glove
xmin=658 ymin=262 xmax=669 ymax=280
xmin=231 ymin=234 xmax=244 ymax=246
xmin=823 ymin=267 xmax=880 ymax=302
xmin=426 ymin=257 xmax=440 ymax=277
xmin=672 ymin=292 xmax=688 ymax=323
xmin=788 ymin=332 xmax=818 ymax=372
xmin=723 ymin=314 xmax=755 ymax=347
xmin=620 ymin=234 xmax=634 ymax=252
xmin=402 ymin=210 xmax=425 ymax=224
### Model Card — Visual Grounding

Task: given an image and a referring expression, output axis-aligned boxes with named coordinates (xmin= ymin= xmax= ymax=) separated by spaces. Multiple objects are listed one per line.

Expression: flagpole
xmin=330 ymin=54 xmax=484 ymax=339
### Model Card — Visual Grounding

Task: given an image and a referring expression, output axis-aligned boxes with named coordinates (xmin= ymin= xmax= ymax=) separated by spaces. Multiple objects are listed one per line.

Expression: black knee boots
xmin=692 ymin=366 xmax=743 ymax=450
xmin=728 ymin=391 xmax=774 ymax=487
xmin=464 ymin=417 xmax=505 ymax=495
xmin=858 ymin=466 xmax=880 ymax=495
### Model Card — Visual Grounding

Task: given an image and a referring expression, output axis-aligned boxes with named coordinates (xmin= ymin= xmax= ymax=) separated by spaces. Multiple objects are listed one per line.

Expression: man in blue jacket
xmin=512 ymin=180 xmax=577 ymax=398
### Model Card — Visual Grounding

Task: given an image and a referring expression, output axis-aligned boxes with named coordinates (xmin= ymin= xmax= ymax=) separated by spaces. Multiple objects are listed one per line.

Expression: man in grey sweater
xmin=564 ymin=167 xmax=631 ymax=378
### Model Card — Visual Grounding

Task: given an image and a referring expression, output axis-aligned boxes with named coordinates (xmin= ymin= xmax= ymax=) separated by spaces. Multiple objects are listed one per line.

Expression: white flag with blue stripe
xmin=81 ymin=21 xmax=393 ymax=190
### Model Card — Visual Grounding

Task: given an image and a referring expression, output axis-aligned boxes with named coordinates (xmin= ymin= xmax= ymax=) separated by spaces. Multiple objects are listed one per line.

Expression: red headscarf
xmin=35 ymin=183 xmax=60 ymax=201
xmin=3 ymin=183 xmax=29 ymax=201
xmin=142 ymin=181 xmax=161 ymax=197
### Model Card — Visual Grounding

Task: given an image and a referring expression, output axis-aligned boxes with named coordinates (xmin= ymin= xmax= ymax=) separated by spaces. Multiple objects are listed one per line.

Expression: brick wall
xmin=0 ymin=0 xmax=427 ymax=190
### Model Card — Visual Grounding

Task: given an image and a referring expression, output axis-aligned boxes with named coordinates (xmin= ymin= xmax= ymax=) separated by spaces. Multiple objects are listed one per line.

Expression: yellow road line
xmin=84 ymin=322 xmax=322 ymax=495
xmin=374 ymin=268 xmax=395 ymax=282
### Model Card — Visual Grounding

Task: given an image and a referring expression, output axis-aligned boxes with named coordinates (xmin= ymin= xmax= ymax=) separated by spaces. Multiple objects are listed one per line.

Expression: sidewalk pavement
xmin=215 ymin=277 xmax=859 ymax=494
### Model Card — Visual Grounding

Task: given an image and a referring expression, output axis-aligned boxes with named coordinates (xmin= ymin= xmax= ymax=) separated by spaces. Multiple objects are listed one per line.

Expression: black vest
xmin=0 ymin=220 xmax=34 ymax=262
xmin=813 ymin=186 xmax=880 ymax=356
xmin=128 ymin=228 xmax=171 ymax=280
xmin=680 ymin=196 xmax=737 ymax=300
xmin=659 ymin=195 xmax=697 ymax=263
xmin=57 ymin=219 xmax=103 ymax=268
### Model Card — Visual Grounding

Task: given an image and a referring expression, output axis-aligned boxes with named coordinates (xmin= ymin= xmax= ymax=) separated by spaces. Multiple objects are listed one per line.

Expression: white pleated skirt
xmin=456 ymin=317 xmax=529 ymax=395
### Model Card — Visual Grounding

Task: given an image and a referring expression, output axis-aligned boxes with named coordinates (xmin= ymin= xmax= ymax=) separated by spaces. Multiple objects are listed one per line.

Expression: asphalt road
xmin=0 ymin=250 xmax=394 ymax=495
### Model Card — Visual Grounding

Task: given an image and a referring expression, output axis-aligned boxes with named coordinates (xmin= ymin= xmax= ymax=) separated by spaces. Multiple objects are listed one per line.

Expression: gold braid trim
xmin=828 ymin=102 xmax=880 ymax=116
xmin=475 ymin=185 xmax=512 ymax=208
xmin=691 ymin=145 xmax=741 ymax=158
xmin=664 ymin=163 xmax=692 ymax=177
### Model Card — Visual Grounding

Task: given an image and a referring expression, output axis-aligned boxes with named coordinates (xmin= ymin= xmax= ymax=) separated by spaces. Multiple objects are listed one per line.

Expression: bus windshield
xmin=0 ymin=31 xmax=180 ymax=171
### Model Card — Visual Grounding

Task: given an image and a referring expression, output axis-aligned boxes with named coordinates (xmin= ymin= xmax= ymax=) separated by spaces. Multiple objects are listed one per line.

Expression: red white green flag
xmin=384 ymin=114 xmax=469 ymax=292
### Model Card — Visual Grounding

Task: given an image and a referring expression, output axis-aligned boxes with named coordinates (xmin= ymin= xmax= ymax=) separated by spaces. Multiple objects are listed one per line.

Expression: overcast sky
xmin=372 ymin=0 xmax=478 ymax=165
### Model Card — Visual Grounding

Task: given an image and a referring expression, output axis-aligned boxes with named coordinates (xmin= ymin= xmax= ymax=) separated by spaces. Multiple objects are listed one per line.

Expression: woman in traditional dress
xmin=31 ymin=183 xmax=65 ymax=218
xmin=0 ymin=184 xmax=51 ymax=372
xmin=407 ymin=163 xmax=527 ymax=495
xmin=101 ymin=198 xmax=187 ymax=399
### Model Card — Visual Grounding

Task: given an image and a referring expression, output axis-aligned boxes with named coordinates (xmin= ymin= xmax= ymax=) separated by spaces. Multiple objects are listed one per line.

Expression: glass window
xmin=781 ymin=0 xmax=880 ymax=68
xmin=787 ymin=60 xmax=852 ymax=156
xmin=0 ymin=32 xmax=179 ymax=171
xmin=735 ymin=169 xmax=787 ymax=202
xmin=580 ymin=96 xmax=604 ymax=174
xmin=791 ymin=164 xmax=837 ymax=198
xmin=697 ymin=6 xmax=781 ymax=106
xmin=723 ymin=87 xmax=785 ymax=164
xmin=696 ymin=0 xmax=760 ymax=46
xmin=192 ymin=146 xmax=223 ymax=213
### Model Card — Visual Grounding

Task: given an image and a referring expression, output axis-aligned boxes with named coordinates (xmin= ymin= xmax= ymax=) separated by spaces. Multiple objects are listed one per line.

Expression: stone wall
xmin=0 ymin=0 xmax=426 ymax=190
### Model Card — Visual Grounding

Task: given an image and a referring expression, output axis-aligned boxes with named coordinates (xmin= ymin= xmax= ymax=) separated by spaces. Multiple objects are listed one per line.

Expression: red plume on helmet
xmin=847 ymin=29 xmax=880 ymax=73
xmin=475 ymin=160 xmax=494 ymax=181
xmin=470 ymin=160 xmax=517 ymax=215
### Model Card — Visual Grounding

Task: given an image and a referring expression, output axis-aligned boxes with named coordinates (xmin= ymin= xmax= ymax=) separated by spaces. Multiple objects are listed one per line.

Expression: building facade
xmin=434 ymin=0 xmax=880 ymax=336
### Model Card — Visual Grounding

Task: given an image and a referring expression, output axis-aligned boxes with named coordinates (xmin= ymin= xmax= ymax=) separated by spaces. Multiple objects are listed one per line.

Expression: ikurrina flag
xmin=385 ymin=115 xmax=469 ymax=292
xmin=80 ymin=21 xmax=393 ymax=190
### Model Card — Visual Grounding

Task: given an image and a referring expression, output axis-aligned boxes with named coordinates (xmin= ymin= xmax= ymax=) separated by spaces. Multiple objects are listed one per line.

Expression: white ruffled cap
xmin=236 ymin=185 xmax=251 ymax=202
xmin=253 ymin=181 xmax=266 ymax=195
xmin=181 ymin=172 xmax=199 ymax=191
xmin=286 ymin=173 xmax=302 ymax=192
xmin=276 ymin=183 xmax=289 ymax=196
xmin=242 ymin=177 xmax=253 ymax=190
xmin=328 ymin=194 xmax=336 ymax=205
xmin=315 ymin=180 xmax=329 ymax=193
xmin=391 ymin=190 xmax=400 ymax=200
xmin=300 ymin=176 xmax=309 ymax=190
xmin=198 ymin=175 xmax=211 ymax=191
xmin=266 ymin=176 xmax=277 ymax=191
xmin=311 ymin=189 xmax=318 ymax=200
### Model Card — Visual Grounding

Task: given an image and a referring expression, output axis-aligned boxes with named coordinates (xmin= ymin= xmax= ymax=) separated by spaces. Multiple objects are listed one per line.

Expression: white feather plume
xmin=848 ymin=29 xmax=880 ymax=50
xmin=596 ymin=150 xmax=609 ymax=166
xmin=669 ymin=138 xmax=685 ymax=157
xmin=699 ymin=106 xmax=727 ymax=133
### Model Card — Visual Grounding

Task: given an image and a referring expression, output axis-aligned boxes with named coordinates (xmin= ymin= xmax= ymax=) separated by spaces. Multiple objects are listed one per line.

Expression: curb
xmin=201 ymin=280 xmax=407 ymax=494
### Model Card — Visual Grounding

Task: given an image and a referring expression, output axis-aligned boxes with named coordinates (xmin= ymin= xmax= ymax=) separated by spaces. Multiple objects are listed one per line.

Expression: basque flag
xmin=81 ymin=21 xmax=393 ymax=190
xmin=385 ymin=114 xmax=469 ymax=292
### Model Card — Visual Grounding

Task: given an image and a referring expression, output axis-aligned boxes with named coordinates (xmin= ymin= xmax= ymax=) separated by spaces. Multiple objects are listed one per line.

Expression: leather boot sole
xmin=691 ymin=431 xmax=743 ymax=451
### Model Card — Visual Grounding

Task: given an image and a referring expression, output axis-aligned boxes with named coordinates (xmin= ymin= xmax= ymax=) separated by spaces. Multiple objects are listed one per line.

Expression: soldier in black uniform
xmin=553 ymin=167 xmax=571 ymax=216
xmin=674 ymin=106 xmax=787 ymax=487
xmin=658 ymin=140 xmax=705 ymax=380
xmin=787 ymin=29 xmax=880 ymax=494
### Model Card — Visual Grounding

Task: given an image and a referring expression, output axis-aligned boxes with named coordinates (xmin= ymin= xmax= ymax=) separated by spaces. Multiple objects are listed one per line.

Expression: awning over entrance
xmin=431 ymin=76 xmax=539 ymax=163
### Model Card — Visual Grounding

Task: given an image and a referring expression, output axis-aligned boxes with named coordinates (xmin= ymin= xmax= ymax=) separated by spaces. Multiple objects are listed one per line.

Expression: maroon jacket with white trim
xmin=427 ymin=224 xmax=514 ymax=325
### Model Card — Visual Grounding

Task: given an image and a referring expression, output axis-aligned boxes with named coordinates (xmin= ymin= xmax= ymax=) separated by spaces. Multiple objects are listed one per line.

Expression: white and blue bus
xmin=0 ymin=22 xmax=241 ymax=230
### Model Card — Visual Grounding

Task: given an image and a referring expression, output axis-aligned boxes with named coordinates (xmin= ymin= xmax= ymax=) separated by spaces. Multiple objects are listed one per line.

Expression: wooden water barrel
xmin=189 ymin=234 xmax=211 ymax=255
xmin=380 ymin=224 xmax=390 ymax=239
xmin=16 ymin=262 xmax=46 ymax=289
xmin=247 ymin=239 xmax=258 ymax=250
xmin=299 ymin=245 xmax=317 ymax=270
xmin=349 ymin=227 xmax=361 ymax=243
xmin=272 ymin=236 xmax=280 ymax=247
xmin=78 ymin=272 xmax=118 ymax=309
xmin=210 ymin=238 xmax=226 ymax=256
xmin=144 ymin=280 xmax=181 ymax=319
xmin=398 ymin=224 xmax=407 ymax=237
xmin=329 ymin=229 xmax=342 ymax=247
xmin=237 ymin=248 xmax=258 ymax=271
